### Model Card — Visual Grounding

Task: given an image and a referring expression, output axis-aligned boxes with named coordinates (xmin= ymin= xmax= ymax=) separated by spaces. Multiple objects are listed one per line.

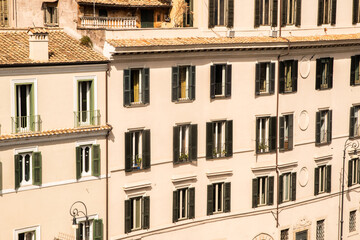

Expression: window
xmin=316 ymin=58 xmax=333 ymax=90
xmin=315 ymin=110 xmax=332 ymax=145
xmin=210 ymin=64 xmax=232 ymax=98
xmin=183 ymin=0 xmax=194 ymax=27
xmin=252 ymin=176 xmax=274 ymax=207
xmin=207 ymin=182 xmax=231 ymax=215
xmin=173 ymin=124 xmax=197 ymax=163
xmin=279 ymin=60 xmax=298 ymax=93
xmin=353 ymin=0 xmax=360 ymax=24
xmin=172 ymin=65 xmax=195 ymax=102
xmin=76 ymin=80 xmax=99 ymax=127
xmin=280 ymin=229 xmax=289 ymax=240
xmin=254 ymin=0 xmax=278 ymax=27
xmin=350 ymin=210 xmax=357 ymax=232
xmin=75 ymin=218 xmax=103 ymax=240
xmin=98 ymin=9 xmax=108 ymax=17
xmin=314 ymin=165 xmax=331 ymax=195
xmin=350 ymin=106 xmax=360 ymax=138
xmin=281 ymin=0 xmax=301 ymax=26
xmin=15 ymin=226 xmax=40 ymax=240
xmin=124 ymin=196 xmax=150 ymax=233
xmin=279 ymin=172 xmax=296 ymax=203
xmin=125 ymin=130 xmax=151 ymax=172
xmin=255 ymin=62 xmax=275 ymax=95
xmin=279 ymin=114 xmax=293 ymax=151
xmin=350 ymin=55 xmax=360 ymax=86
xmin=318 ymin=0 xmax=336 ymax=25
xmin=173 ymin=187 xmax=195 ymax=222
xmin=206 ymin=120 xmax=232 ymax=159
xmin=14 ymin=151 xmax=42 ymax=189
xmin=208 ymin=0 xmax=234 ymax=28
xmin=44 ymin=3 xmax=58 ymax=26
xmin=76 ymin=144 xmax=100 ymax=179
xmin=123 ymin=68 xmax=150 ymax=106
xmin=0 ymin=0 xmax=8 ymax=26
xmin=348 ymin=158 xmax=360 ymax=187
xmin=256 ymin=117 xmax=276 ymax=153
xmin=316 ymin=219 xmax=325 ymax=240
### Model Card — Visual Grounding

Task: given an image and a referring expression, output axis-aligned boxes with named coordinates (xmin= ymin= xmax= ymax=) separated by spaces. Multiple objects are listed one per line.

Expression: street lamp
xmin=70 ymin=201 xmax=90 ymax=240
xmin=340 ymin=138 xmax=359 ymax=240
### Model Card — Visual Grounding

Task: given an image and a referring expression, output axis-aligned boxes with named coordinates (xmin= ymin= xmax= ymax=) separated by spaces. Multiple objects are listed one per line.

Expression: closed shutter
xmin=357 ymin=159 xmax=360 ymax=183
xmin=227 ymin=0 xmax=234 ymax=28
xmin=206 ymin=122 xmax=214 ymax=159
xmin=252 ymin=178 xmax=259 ymax=208
xmin=326 ymin=165 xmax=332 ymax=193
xmin=351 ymin=56 xmax=356 ymax=86
xmin=279 ymin=62 xmax=285 ymax=93
xmin=272 ymin=0 xmax=278 ymax=27
xmin=292 ymin=60 xmax=298 ymax=92
xmin=189 ymin=124 xmax=198 ymax=161
xmin=269 ymin=63 xmax=275 ymax=94
xmin=331 ymin=0 xmax=337 ymax=25
xmin=291 ymin=172 xmax=297 ymax=201
xmin=173 ymin=191 xmax=179 ymax=222
xmin=124 ymin=199 xmax=131 ymax=233
xmin=256 ymin=118 xmax=260 ymax=153
xmin=348 ymin=160 xmax=353 ymax=187
xmin=278 ymin=175 xmax=283 ymax=204
xmin=123 ymin=69 xmax=131 ymax=106
xmin=350 ymin=107 xmax=355 ymax=138
xmin=268 ymin=176 xmax=274 ymax=205
xmin=0 ymin=162 xmax=2 ymax=192
xmin=288 ymin=114 xmax=294 ymax=150
xmin=210 ymin=65 xmax=216 ymax=99
xmin=279 ymin=116 xmax=285 ymax=150
xmin=54 ymin=7 xmax=58 ymax=24
xmin=254 ymin=0 xmax=261 ymax=27
xmin=225 ymin=64 xmax=232 ymax=97
xmin=14 ymin=155 xmax=21 ymax=189
xmin=32 ymin=152 xmax=42 ymax=186
xmin=327 ymin=110 xmax=332 ymax=143
xmin=281 ymin=0 xmax=287 ymax=27
xmin=173 ymin=126 xmax=180 ymax=164
xmin=315 ymin=112 xmax=321 ymax=145
xmin=93 ymin=219 xmax=103 ymax=240
xmin=189 ymin=0 xmax=194 ymax=26
xmin=92 ymin=145 xmax=101 ymax=177
xmin=295 ymin=0 xmax=302 ymax=26
xmin=76 ymin=228 xmax=80 ymax=240
xmin=318 ymin=0 xmax=324 ymax=26
xmin=207 ymin=184 xmax=214 ymax=215
xmin=316 ymin=59 xmax=321 ymax=90
xmin=142 ymin=196 xmax=150 ymax=229
xmin=208 ymin=0 xmax=215 ymax=28
xmin=45 ymin=7 xmax=50 ymax=24
xmin=255 ymin=63 xmax=261 ymax=95
xmin=142 ymin=68 xmax=150 ymax=104
xmin=76 ymin=147 xmax=81 ymax=180
xmin=328 ymin=58 xmax=333 ymax=89
xmin=269 ymin=117 xmax=277 ymax=152
xmin=188 ymin=187 xmax=195 ymax=219
xmin=224 ymin=182 xmax=231 ymax=212
xmin=125 ymin=132 xmax=133 ymax=172
xmin=314 ymin=167 xmax=319 ymax=195
xmin=142 ymin=130 xmax=151 ymax=169
xmin=172 ymin=66 xmax=179 ymax=102
xmin=190 ymin=66 xmax=196 ymax=100
xmin=353 ymin=0 xmax=359 ymax=24
xmin=225 ymin=120 xmax=233 ymax=157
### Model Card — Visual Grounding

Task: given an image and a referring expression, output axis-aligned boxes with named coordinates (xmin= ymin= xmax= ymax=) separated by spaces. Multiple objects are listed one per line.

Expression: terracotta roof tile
xmin=76 ymin=0 xmax=171 ymax=7
xmin=27 ymin=27 xmax=49 ymax=34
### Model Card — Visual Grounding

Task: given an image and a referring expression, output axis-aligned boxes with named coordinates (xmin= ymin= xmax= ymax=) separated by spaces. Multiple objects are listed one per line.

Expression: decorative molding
xmin=127 ymin=127 xmax=145 ymax=131
xmin=252 ymin=233 xmax=274 ymax=240
xmin=206 ymin=169 xmax=233 ymax=178
xmin=209 ymin=118 xmax=227 ymax=122
xmin=314 ymin=154 xmax=332 ymax=165
xmin=293 ymin=217 xmax=312 ymax=230
xmin=251 ymin=164 xmax=276 ymax=176
xmin=278 ymin=161 xmax=298 ymax=173
xmin=171 ymin=174 xmax=197 ymax=184
xmin=123 ymin=181 xmax=152 ymax=191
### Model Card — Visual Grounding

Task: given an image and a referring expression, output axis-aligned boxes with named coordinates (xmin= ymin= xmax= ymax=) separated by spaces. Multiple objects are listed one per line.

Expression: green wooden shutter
xmin=173 ymin=126 xmax=180 ymax=164
xmin=29 ymin=83 xmax=35 ymax=131
xmin=207 ymin=184 xmax=214 ymax=215
xmin=76 ymin=228 xmax=80 ymax=240
xmin=350 ymin=107 xmax=355 ymax=138
xmin=189 ymin=0 xmax=194 ymax=27
xmin=268 ymin=176 xmax=274 ymax=205
xmin=351 ymin=56 xmax=356 ymax=86
xmin=279 ymin=61 xmax=285 ymax=93
xmin=227 ymin=0 xmax=234 ymax=28
xmin=314 ymin=167 xmax=319 ymax=195
xmin=0 ymin=162 xmax=2 ymax=192
xmin=224 ymin=182 xmax=231 ymax=212
xmin=54 ymin=7 xmax=58 ymax=24
xmin=225 ymin=64 xmax=232 ymax=97
xmin=15 ymin=155 xmax=20 ymax=189
xmin=123 ymin=69 xmax=131 ymax=106
xmin=269 ymin=117 xmax=277 ymax=152
xmin=125 ymin=132 xmax=133 ymax=172
xmin=190 ymin=66 xmax=196 ymax=100
xmin=281 ymin=0 xmax=287 ymax=27
xmin=254 ymin=0 xmax=260 ymax=27
xmin=173 ymin=190 xmax=179 ymax=222
xmin=225 ymin=120 xmax=233 ymax=157
xmin=93 ymin=219 xmax=103 ymax=240
xmin=318 ymin=0 xmax=324 ymax=26
xmin=269 ymin=63 xmax=275 ymax=94
xmin=279 ymin=116 xmax=285 ymax=150
xmin=172 ymin=66 xmax=179 ymax=102
xmin=32 ymin=152 xmax=42 ymax=186
xmin=328 ymin=58 xmax=333 ymax=89
xmin=327 ymin=110 xmax=332 ymax=143
xmin=188 ymin=187 xmax=195 ymax=219
xmin=326 ymin=165 xmax=331 ymax=193
xmin=315 ymin=112 xmax=321 ymax=145
xmin=206 ymin=122 xmax=214 ymax=159
xmin=210 ymin=65 xmax=216 ymax=99
xmin=272 ymin=0 xmax=278 ymax=27
xmin=288 ymin=114 xmax=294 ymax=150
xmin=348 ymin=160 xmax=353 ymax=187
xmin=208 ymin=0 xmax=215 ymax=28
xmin=278 ymin=175 xmax=283 ymax=204
xmin=316 ymin=59 xmax=321 ymax=90
xmin=357 ymin=159 xmax=360 ymax=183
xmin=331 ymin=0 xmax=336 ymax=25
xmin=90 ymin=80 xmax=95 ymax=125
xmin=255 ymin=63 xmax=261 ymax=95
xmin=142 ymin=68 xmax=150 ymax=104
xmin=76 ymin=147 xmax=81 ymax=180
xmin=124 ymin=199 xmax=131 ymax=233
xmin=142 ymin=130 xmax=151 ymax=169
xmin=291 ymin=172 xmax=296 ymax=201
xmin=256 ymin=118 xmax=260 ymax=153
xmin=189 ymin=124 xmax=198 ymax=161
xmin=142 ymin=196 xmax=150 ymax=229
xmin=354 ymin=0 xmax=359 ymax=24
xmin=292 ymin=60 xmax=298 ymax=92
xmin=92 ymin=144 xmax=101 ymax=177
xmin=295 ymin=0 xmax=302 ymax=26
xmin=252 ymin=178 xmax=259 ymax=208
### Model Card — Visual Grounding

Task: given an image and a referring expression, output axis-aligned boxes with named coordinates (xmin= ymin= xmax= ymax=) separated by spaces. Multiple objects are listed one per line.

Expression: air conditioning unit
xmin=227 ymin=30 xmax=235 ymax=38
xmin=269 ymin=30 xmax=278 ymax=38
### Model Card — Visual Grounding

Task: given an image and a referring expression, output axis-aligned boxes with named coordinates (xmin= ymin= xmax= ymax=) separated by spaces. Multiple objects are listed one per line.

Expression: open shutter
xmin=227 ymin=0 xmax=234 ymax=28
xmin=45 ymin=7 xmax=51 ymax=24
xmin=315 ymin=112 xmax=321 ymax=145
xmin=142 ymin=196 xmax=150 ymax=229
xmin=0 ymin=162 xmax=2 ymax=192
xmin=124 ymin=200 xmax=131 ymax=233
xmin=123 ymin=69 xmax=131 ymax=106
xmin=225 ymin=120 xmax=233 ymax=157
xmin=281 ymin=0 xmax=287 ymax=27
xmin=54 ymin=7 xmax=58 ymax=24
xmin=326 ymin=165 xmax=332 ymax=193
xmin=142 ymin=68 xmax=150 ymax=104
xmin=173 ymin=126 xmax=180 ymax=164
xmin=207 ymin=184 xmax=214 ymax=215
xmin=268 ymin=176 xmax=274 ymax=205
xmin=252 ymin=178 xmax=259 ymax=208
xmin=254 ymin=0 xmax=260 ymax=27
xmin=255 ymin=63 xmax=260 ymax=95
xmin=348 ymin=160 xmax=353 ymax=187
xmin=188 ymin=187 xmax=195 ymax=219
xmin=189 ymin=124 xmax=198 ymax=161
xmin=172 ymin=66 xmax=179 ymax=102
xmin=328 ymin=58 xmax=333 ymax=89
xmin=288 ymin=114 xmax=294 ymax=150
xmin=14 ymin=155 xmax=21 ymax=189
xmin=354 ymin=0 xmax=359 ymax=24
xmin=189 ymin=0 xmax=194 ymax=26
xmin=331 ymin=0 xmax=337 ymax=25
xmin=206 ymin=122 xmax=214 ymax=159
xmin=92 ymin=145 xmax=101 ymax=177
xmin=93 ymin=219 xmax=103 ymax=240
xmin=256 ymin=118 xmax=260 ymax=153
xmin=316 ymin=59 xmax=321 ymax=90
xmin=210 ymin=65 xmax=216 ymax=99
xmin=272 ymin=0 xmax=278 ymax=27
xmin=224 ymin=182 xmax=231 ymax=212
xmin=269 ymin=117 xmax=277 ymax=152
xmin=125 ymin=132 xmax=133 ymax=172
xmin=279 ymin=62 xmax=285 ymax=93
xmin=208 ymin=0 xmax=215 ymax=28
xmin=314 ymin=167 xmax=319 ymax=195
xmin=173 ymin=191 xmax=179 ymax=222
xmin=291 ymin=172 xmax=297 ymax=201
xmin=190 ymin=66 xmax=196 ymax=100
xmin=76 ymin=147 xmax=81 ymax=180
xmin=269 ymin=63 xmax=275 ymax=94
xmin=142 ymin=130 xmax=151 ymax=169
xmin=32 ymin=152 xmax=42 ymax=186
xmin=225 ymin=64 xmax=232 ymax=97
xmin=279 ymin=116 xmax=285 ymax=150
xmin=351 ymin=56 xmax=356 ymax=86
xmin=292 ymin=60 xmax=298 ymax=92
xmin=295 ymin=0 xmax=302 ymax=26
xmin=350 ymin=107 xmax=355 ymax=138
xmin=318 ymin=0 xmax=324 ymax=26
xmin=327 ymin=110 xmax=332 ymax=143
xmin=278 ymin=175 xmax=283 ymax=204
xmin=76 ymin=228 xmax=80 ymax=240
xmin=357 ymin=160 xmax=360 ymax=183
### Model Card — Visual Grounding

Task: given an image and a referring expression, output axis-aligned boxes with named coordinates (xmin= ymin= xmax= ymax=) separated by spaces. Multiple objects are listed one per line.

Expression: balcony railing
xmin=213 ymin=144 xmax=227 ymax=158
xmin=74 ymin=110 xmax=101 ymax=128
xmin=80 ymin=16 xmax=137 ymax=29
xmin=12 ymin=115 xmax=42 ymax=134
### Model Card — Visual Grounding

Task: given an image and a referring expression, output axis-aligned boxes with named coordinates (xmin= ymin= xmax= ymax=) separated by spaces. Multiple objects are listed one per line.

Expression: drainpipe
xmin=105 ymin=64 xmax=109 ymax=240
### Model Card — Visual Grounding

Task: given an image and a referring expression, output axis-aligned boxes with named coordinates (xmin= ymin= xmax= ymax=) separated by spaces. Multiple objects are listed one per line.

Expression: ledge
xmin=206 ymin=169 xmax=233 ymax=178
xmin=123 ymin=181 xmax=152 ymax=191
xmin=171 ymin=174 xmax=197 ymax=183
xmin=314 ymin=154 xmax=333 ymax=165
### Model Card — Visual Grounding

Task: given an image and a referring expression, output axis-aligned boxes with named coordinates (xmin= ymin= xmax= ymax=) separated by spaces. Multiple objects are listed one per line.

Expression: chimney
xmin=27 ymin=28 xmax=49 ymax=62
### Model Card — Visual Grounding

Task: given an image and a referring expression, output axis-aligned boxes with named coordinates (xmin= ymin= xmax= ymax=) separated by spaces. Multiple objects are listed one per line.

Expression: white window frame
xmin=75 ymin=214 xmax=99 ymax=240
xmin=177 ymin=188 xmax=189 ymax=220
xmin=260 ymin=0 xmax=272 ymax=25
xmin=78 ymin=80 xmax=91 ymax=125
xmin=73 ymin=76 xmax=97 ymax=113
xmin=129 ymin=196 xmax=143 ymax=231
xmin=178 ymin=66 xmax=190 ymax=100
xmin=259 ymin=62 xmax=270 ymax=94
xmin=322 ymin=0 xmax=331 ymax=25
xmin=130 ymin=131 xmax=143 ymax=169
xmin=14 ymin=147 xmax=38 ymax=188
xmin=282 ymin=173 xmax=291 ymax=202
xmin=354 ymin=106 xmax=360 ymax=137
xmin=318 ymin=165 xmax=326 ymax=194
xmin=351 ymin=158 xmax=359 ymax=185
xmin=320 ymin=110 xmax=329 ymax=144
xmin=213 ymin=121 xmax=226 ymax=157
xmin=258 ymin=117 xmax=270 ymax=153
xmin=286 ymin=0 xmax=296 ymax=25
xmin=213 ymin=182 xmax=224 ymax=213
xmin=130 ymin=69 xmax=143 ymax=104
xmin=11 ymin=79 xmax=38 ymax=119
xmin=14 ymin=226 xmax=40 ymax=240
xmin=179 ymin=125 xmax=189 ymax=159
xmin=258 ymin=176 xmax=268 ymax=206
xmin=76 ymin=140 xmax=96 ymax=178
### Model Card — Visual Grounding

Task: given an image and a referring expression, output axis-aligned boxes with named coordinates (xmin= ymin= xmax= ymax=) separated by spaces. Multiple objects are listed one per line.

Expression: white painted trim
xmin=175 ymin=122 xmax=192 ymax=126
xmin=11 ymin=78 xmax=38 ymax=118
xmin=14 ymin=146 xmax=39 ymax=154
xmin=73 ymin=75 xmax=98 ymax=112
xmin=76 ymin=139 xmax=97 ymax=146
xmin=75 ymin=214 xmax=99 ymax=223
xmin=278 ymin=161 xmax=298 ymax=174
xmin=172 ymin=174 xmax=197 ymax=184
xmin=123 ymin=181 xmax=152 ymax=191
xmin=206 ymin=169 xmax=233 ymax=178
xmin=126 ymin=191 xmax=147 ymax=199
xmin=314 ymin=154 xmax=332 ymax=165
xmin=14 ymin=225 xmax=40 ymax=240
xmin=127 ymin=127 xmax=145 ymax=131
xmin=251 ymin=164 xmax=276 ymax=176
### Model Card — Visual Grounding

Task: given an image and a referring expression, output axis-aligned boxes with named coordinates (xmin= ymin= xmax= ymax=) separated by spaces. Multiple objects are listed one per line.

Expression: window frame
xmin=280 ymin=228 xmax=289 ymax=240
xmin=255 ymin=62 xmax=275 ymax=95
xmin=125 ymin=129 xmax=151 ymax=172
xmin=0 ymin=0 xmax=9 ymax=27
xmin=349 ymin=210 xmax=357 ymax=233
xmin=316 ymin=219 xmax=325 ymax=240
xmin=208 ymin=0 xmax=234 ymax=28
xmin=315 ymin=109 xmax=332 ymax=145
xmin=206 ymin=120 xmax=233 ymax=159
xmin=256 ymin=116 xmax=277 ymax=154
xmin=279 ymin=172 xmax=296 ymax=203
xmin=210 ymin=63 xmax=232 ymax=98
xmin=350 ymin=55 xmax=360 ymax=86
xmin=123 ymin=68 xmax=150 ymax=107
xmin=348 ymin=158 xmax=360 ymax=187
xmin=172 ymin=65 xmax=196 ymax=102
xmin=315 ymin=58 xmax=333 ymax=90
xmin=318 ymin=0 xmax=336 ymax=26
xmin=173 ymin=187 xmax=195 ymax=222
xmin=279 ymin=114 xmax=294 ymax=151
xmin=254 ymin=0 xmax=278 ymax=28
xmin=207 ymin=182 xmax=231 ymax=215
xmin=124 ymin=196 xmax=150 ymax=233
xmin=314 ymin=165 xmax=331 ymax=195
xmin=252 ymin=175 xmax=274 ymax=207
xmin=44 ymin=2 xmax=58 ymax=26
xmin=14 ymin=226 xmax=40 ymax=240
xmin=14 ymin=147 xmax=42 ymax=189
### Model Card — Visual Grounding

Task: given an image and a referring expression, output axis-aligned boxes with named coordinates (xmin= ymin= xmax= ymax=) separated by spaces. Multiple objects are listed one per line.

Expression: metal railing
xmin=11 ymin=115 xmax=41 ymax=134
xmin=257 ymin=138 xmax=269 ymax=153
xmin=213 ymin=144 xmax=227 ymax=158
xmin=74 ymin=110 xmax=101 ymax=128
xmin=80 ymin=16 xmax=137 ymax=29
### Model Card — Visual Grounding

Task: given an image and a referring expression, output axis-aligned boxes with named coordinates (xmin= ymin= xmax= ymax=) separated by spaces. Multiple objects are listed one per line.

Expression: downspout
xmin=105 ymin=64 xmax=110 ymax=240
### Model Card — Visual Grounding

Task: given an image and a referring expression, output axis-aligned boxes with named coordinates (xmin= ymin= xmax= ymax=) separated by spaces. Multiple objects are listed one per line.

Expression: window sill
xmin=315 ymin=142 xmax=331 ymax=147
xmin=213 ymin=95 xmax=230 ymax=100
xmin=175 ymin=99 xmax=193 ymax=104
xmin=282 ymin=90 xmax=296 ymax=94
xmin=279 ymin=148 xmax=293 ymax=152
xmin=256 ymin=150 xmax=274 ymax=155
xmin=257 ymin=92 xmax=273 ymax=96
xmin=348 ymin=231 xmax=358 ymax=238
xmin=125 ymin=103 xmax=148 ymax=108
xmin=208 ymin=155 xmax=230 ymax=160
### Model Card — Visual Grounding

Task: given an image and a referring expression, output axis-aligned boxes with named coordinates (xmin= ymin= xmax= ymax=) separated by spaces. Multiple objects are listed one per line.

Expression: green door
xmin=141 ymin=10 xmax=154 ymax=28
xmin=296 ymin=230 xmax=308 ymax=240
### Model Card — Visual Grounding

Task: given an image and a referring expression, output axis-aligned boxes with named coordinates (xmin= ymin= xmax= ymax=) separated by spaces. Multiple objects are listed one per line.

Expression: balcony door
xmin=78 ymin=80 xmax=93 ymax=126
xmin=141 ymin=10 xmax=154 ymax=28
xmin=16 ymin=84 xmax=33 ymax=131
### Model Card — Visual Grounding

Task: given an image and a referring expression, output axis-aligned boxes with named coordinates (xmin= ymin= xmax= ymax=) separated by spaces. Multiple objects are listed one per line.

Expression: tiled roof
xmin=0 ymin=29 xmax=108 ymax=66
xmin=27 ymin=27 xmax=49 ymax=34
xmin=76 ymin=0 xmax=171 ymax=7
xmin=0 ymin=125 xmax=112 ymax=141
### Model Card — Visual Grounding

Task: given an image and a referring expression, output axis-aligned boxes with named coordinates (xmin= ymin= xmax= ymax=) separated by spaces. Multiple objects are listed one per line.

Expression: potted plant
xmin=258 ymin=142 xmax=268 ymax=152
xmin=179 ymin=153 xmax=188 ymax=162
xmin=133 ymin=155 xmax=142 ymax=169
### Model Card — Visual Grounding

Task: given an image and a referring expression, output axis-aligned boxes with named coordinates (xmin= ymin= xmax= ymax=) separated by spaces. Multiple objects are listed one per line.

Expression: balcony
xmin=80 ymin=16 xmax=137 ymax=29
xmin=12 ymin=115 xmax=42 ymax=134
xmin=74 ymin=110 xmax=101 ymax=128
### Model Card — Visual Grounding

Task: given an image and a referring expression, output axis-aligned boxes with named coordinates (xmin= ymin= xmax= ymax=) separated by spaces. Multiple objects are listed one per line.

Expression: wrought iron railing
xmin=74 ymin=110 xmax=101 ymax=128
xmin=80 ymin=16 xmax=137 ymax=29
xmin=11 ymin=115 xmax=41 ymax=133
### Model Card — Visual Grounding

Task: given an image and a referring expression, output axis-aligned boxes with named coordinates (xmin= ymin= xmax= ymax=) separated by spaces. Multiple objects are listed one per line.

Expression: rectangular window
xmin=255 ymin=62 xmax=275 ymax=95
xmin=254 ymin=0 xmax=278 ymax=27
xmin=183 ymin=0 xmax=194 ymax=27
xmin=173 ymin=124 xmax=197 ymax=163
xmin=15 ymin=226 xmax=41 ymax=240
xmin=210 ymin=64 xmax=232 ymax=98
xmin=256 ymin=117 xmax=276 ymax=153
xmin=315 ymin=110 xmax=332 ymax=145
xmin=279 ymin=172 xmax=296 ymax=203
xmin=172 ymin=65 xmax=195 ymax=102
xmin=316 ymin=58 xmax=334 ymax=90
xmin=123 ymin=68 xmax=150 ymax=106
xmin=207 ymin=182 xmax=231 ymax=215
xmin=350 ymin=106 xmax=360 ymax=138
xmin=279 ymin=60 xmax=298 ymax=93
xmin=124 ymin=196 xmax=150 ymax=233
xmin=125 ymin=130 xmax=151 ymax=172
xmin=76 ymin=144 xmax=101 ymax=179
xmin=316 ymin=219 xmax=325 ymax=240
xmin=351 ymin=55 xmax=360 ymax=86
xmin=206 ymin=120 xmax=232 ymax=159
xmin=14 ymin=151 xmax=42 ymax=189
xmin=75 ymin=218 xmax=103 ymax=240
xmin=280 ymin=229 xmax=289 ymax=240
xmin=318 ymin=0 xmax=336 ymax=25
xmin=0 ymin=0 xmax=8 ymax=26
xmin=208 ymin=0 xmax=234 ymax=28
xmin=348 ymin=158 xmax=360 ymax=187
xmin=252 ymin=176 xmax=274 ymax=207
xmin=76 ymin=80 xmax=99 ymax=127
xmin=314 ymin=165 xmax=331 ymax=195
xmin=350 ymin=210 xmax=357 ymax=232
xmin=44 ymin=3 xmax=58 ymax=26
xmin=353 ymin=0 xmax=360 ymax=24
xmin=279 ymin=114 xmax=293 ymax=151
xmin=173 ymin=187 xmax=195 ymax=222
xmin=14 ymin=84 xmax=37 ymax=133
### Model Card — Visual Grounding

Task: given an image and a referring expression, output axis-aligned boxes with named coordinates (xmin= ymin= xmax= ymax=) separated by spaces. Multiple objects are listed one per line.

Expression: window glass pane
xmin=218 ymin=183 xmax=222 ymax=211
xmin=131 ymin=69 xmax=140 ymax=103
xmin=215 ymin=65 xmax=224 ymax=95
xmin=84 ymin=147 xmax=90 ymax=173
xmin=25 ymin=154 xmax=30 ymax=182
xmin=135 ymin=198 xmax=141 ymax=228
xmin=350 ymin=210 xmax=357 ymax=232
xmin=19 ymin=155 xmax=23 ymax=182
xmin=179 ymin=66 xmax=187 ymax=99
xmin=219 ymin=0 xmax=225 ymax=25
